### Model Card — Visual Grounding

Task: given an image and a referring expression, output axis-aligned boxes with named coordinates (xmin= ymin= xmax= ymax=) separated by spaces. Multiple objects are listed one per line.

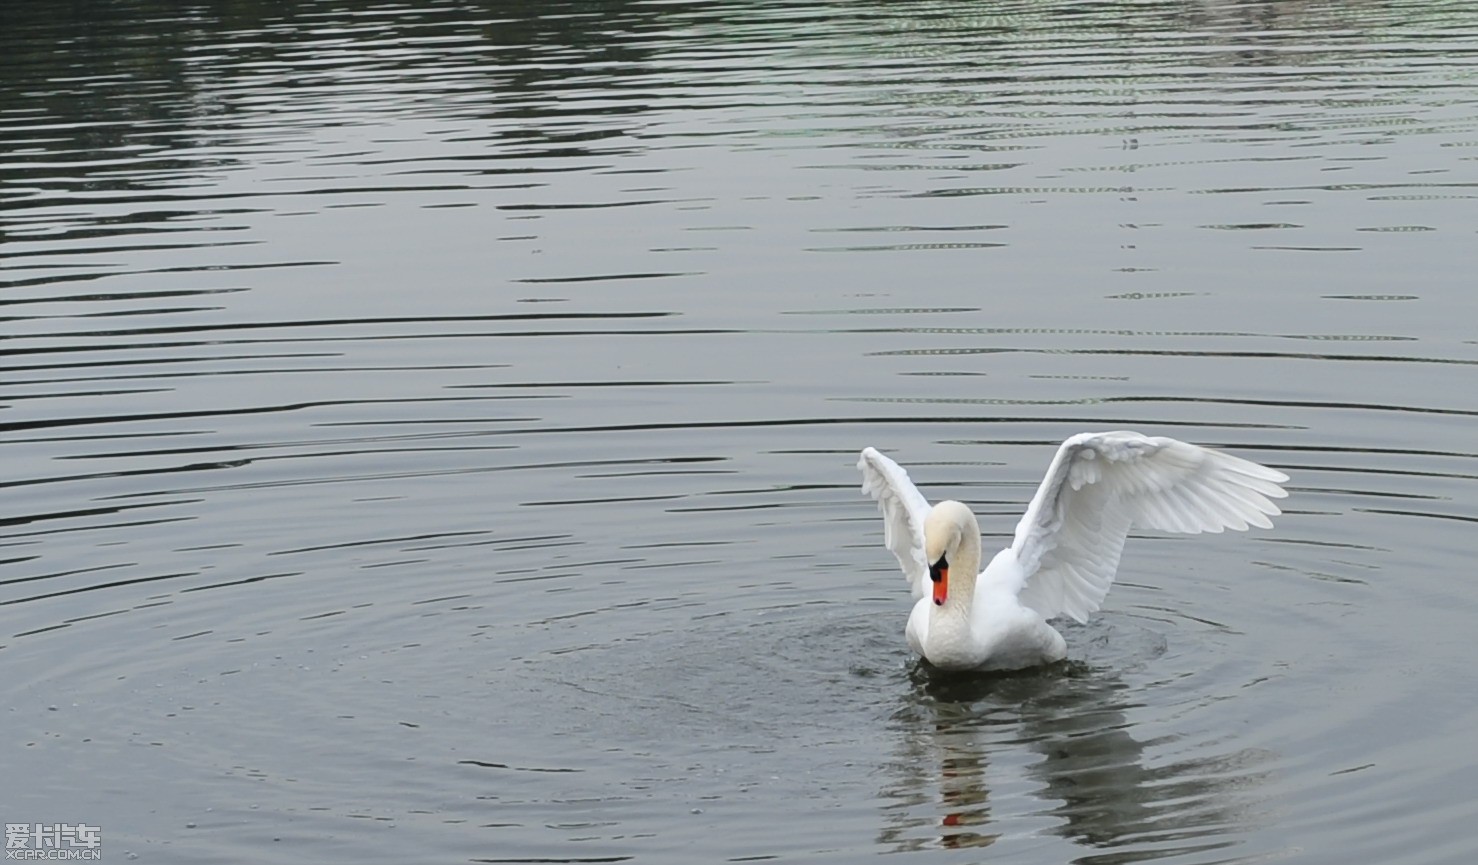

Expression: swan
xmin=858 ymin=432 xmax=1289 ymax=671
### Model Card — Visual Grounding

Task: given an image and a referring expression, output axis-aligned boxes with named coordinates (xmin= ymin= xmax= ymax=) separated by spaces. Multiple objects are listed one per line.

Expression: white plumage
xmin=858 ymin=432 xmax=1289 ymax=671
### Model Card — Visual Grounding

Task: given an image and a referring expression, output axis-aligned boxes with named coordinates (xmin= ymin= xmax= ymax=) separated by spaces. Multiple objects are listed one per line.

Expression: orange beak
xmin=930 ymin=560 xmax=949 ymax=606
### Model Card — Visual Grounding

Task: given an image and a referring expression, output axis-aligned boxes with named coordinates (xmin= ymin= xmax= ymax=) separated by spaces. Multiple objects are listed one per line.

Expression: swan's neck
xmin=936 ymin=533 xmax=983 ymax=618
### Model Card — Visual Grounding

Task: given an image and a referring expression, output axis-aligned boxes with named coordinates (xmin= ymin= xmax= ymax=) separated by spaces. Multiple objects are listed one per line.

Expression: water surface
xmin=3 ymin=1 xmax=1477 ymax=863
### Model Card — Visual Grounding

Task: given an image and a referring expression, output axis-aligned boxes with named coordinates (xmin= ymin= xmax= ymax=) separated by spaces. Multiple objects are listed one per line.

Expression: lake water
xmin=3 ymin=1 xmax=1476 ymax=862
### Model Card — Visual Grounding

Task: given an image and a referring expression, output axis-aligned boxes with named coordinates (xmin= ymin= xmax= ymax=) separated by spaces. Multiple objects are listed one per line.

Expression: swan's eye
xmin=929 ymin=554 xmax=948 ymax=583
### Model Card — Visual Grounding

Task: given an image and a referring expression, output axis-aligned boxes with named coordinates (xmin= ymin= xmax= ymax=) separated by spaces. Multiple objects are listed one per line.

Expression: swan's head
xmin=923 ymin=500 xmax=977 ymax=607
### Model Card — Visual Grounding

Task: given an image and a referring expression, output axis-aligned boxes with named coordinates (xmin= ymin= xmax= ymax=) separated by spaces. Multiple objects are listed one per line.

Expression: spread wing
xmin=1011 ymin=431 xmax=1289 ymax=623
xmin=858 ymin=447 xmax=933 ymax=600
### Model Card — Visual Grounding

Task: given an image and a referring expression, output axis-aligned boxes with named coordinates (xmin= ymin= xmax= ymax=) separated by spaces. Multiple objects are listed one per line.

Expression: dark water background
xmin=3 ymin=1 xmax=1476 ymax=862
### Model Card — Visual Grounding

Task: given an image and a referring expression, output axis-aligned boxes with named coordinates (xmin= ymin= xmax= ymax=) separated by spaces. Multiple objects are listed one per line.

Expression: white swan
xmin=858 ymin=432 xmax=1289 ymax=671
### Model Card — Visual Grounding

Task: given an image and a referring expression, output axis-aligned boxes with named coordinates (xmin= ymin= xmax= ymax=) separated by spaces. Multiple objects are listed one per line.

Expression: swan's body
xmin=859 ymin=432 xmax=1289 ymax=671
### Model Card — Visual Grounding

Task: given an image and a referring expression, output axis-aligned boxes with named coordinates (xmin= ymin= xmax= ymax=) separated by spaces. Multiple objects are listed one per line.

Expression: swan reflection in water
xmin=877 ymin=661 xmax=1274 ymax=856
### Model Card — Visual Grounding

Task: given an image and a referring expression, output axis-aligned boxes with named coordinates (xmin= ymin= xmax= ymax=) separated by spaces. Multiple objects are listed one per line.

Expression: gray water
xmin=3 ymin=1 xmax=1477 ymax=862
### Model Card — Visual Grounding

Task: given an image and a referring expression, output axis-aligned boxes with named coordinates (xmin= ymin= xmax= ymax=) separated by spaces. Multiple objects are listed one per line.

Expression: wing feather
xmin=1012 ymin=432 xmax=1289 ymax=623
xmin=857 ymin=447 xmax=933 ymax=600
